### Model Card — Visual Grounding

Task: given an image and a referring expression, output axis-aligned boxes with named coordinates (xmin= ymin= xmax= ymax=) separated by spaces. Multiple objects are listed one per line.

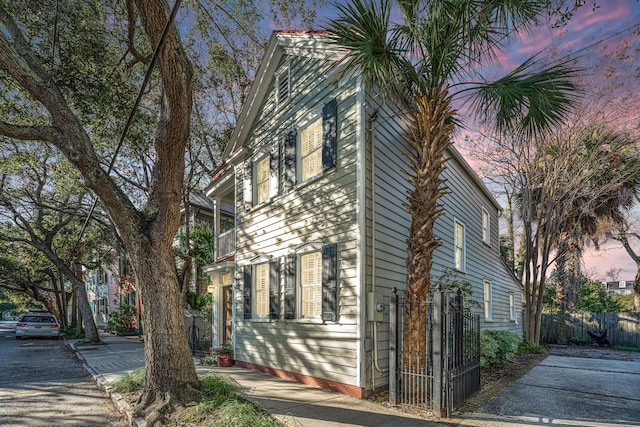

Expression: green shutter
xmin=284 ymin=254 xmax=296 ymax=319
xmin=321 ymin=243 xmax=337 ymax=321
xmin=243 ymin=161 xmax=253 ymax=210
xmin=269 ymin=258 xmax=280 ymax=319
xmin=283 ymin=129 xmax=297 ymax=191
xmin=243 ymin=265 xmax=252 ymax=319
xmin=322 ymin=98 xmax=337 ymax=171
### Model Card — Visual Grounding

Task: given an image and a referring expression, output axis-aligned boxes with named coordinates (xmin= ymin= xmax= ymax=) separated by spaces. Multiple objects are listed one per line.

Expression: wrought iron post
xmin=389 ymin=287 xmax=398 ymax=405
xmin=432 ymin=285 xmax=443 ymax=417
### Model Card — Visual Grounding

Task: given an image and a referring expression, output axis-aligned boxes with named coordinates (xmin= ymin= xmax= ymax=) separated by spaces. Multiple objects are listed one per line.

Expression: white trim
xmin=355 ymin=74 xmax=365 ymax=390
xmin=454 ymin=218 xmax=466 ymax=272
xmin=484 ymin=280 xmax=493 ymax=322
xmin=295 ymin=242 xmax=323 ymax=254
xmin=482 ymin=207 xmax=490 ymax=246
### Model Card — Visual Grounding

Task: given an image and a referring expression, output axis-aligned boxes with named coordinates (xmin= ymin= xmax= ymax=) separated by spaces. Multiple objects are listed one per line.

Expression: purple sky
xmin=279 ymin=1 xmax=640 ymax=280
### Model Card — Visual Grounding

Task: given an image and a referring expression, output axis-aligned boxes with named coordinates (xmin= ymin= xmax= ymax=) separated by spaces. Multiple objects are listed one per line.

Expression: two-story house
xmin=204 ymin=30 xmax=522 ymax=398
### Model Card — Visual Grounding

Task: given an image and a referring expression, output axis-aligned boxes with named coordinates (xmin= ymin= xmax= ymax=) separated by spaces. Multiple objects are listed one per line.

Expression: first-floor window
xmin=509 ymin=292 xmax=516 ymax=321
xmin=254 ymin=263 xmax=269 ymax=317
xmin=300 ymin=251 xmax=322 ymax=318
xmin=484 ymin=280 xmax=493 ymax=321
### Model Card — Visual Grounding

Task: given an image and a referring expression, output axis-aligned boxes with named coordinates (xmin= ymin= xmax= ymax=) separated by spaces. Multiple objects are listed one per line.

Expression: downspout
xmin=369 ymin=112 xmax=388 ymax=377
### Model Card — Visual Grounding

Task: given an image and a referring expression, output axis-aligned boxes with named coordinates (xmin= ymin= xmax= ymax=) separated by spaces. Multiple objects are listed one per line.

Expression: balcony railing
xmin=217 ymin=229 xmax=235 ymax=259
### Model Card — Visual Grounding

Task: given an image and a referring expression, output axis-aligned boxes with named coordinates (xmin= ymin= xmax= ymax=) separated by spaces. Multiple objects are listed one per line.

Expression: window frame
xmin=484 ymin=280 xmax=493 ymax=322
xmin=298 ymin=115 xmax=323 ymax=184
xmin=509 ymin=292 xmax=516 ymax=322
xmin=454 ymin=219 xmax=466 ymax=272
xmin=298 ymin=250 xmax=323 ymax=319
xmin=253 ymin=262 xmax=270 ymax=318
xmin=254 ymin=155 xmax=271 ymax=206
xmin=482 ymin=207 xmax=490 ymax=246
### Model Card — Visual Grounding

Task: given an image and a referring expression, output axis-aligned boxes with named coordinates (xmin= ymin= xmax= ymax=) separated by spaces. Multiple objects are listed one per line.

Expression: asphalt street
xmin=0 ymin=323 xmax=127 ymax=427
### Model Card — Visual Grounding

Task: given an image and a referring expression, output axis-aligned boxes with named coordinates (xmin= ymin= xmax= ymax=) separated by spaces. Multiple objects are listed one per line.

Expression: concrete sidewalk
xmin=68 ymin=332 xmax=440 ymax=427
xmin=68 ymin=331 xmax=640 ymax=427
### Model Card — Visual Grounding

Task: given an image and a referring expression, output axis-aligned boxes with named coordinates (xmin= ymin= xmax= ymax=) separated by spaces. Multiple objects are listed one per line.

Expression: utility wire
xmin=68 ymin=0 xmax=184 ymax=264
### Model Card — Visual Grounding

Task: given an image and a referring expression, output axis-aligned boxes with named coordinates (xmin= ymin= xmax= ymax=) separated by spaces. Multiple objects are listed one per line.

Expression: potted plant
xmin=212 ymin=342 xmax=234 ymax=367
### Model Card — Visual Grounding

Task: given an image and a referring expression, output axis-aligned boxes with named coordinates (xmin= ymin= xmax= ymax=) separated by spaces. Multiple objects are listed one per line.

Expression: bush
xmin=480 ymin=330 xmax=521 ymax=368
xmin=105 ymin=304 xmax=138 ymax=336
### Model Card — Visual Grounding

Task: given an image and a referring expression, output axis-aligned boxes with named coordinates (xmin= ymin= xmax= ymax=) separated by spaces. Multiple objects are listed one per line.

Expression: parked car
xmin=15 ymin=312 xmax=60 ymax=339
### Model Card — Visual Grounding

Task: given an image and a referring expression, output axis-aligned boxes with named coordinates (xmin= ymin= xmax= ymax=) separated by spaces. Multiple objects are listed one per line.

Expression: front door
xmin=222 ymin=285 xmax=232 ymax=344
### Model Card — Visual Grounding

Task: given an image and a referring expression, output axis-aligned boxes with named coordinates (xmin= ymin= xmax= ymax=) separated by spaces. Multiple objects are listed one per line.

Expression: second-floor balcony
xmin=217 ymin=229 xmax=235 ymax=259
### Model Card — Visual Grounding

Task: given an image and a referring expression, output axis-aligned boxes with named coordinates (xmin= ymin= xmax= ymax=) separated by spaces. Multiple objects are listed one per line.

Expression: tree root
xmin=133 ymin=384 xmax=203 ymax=425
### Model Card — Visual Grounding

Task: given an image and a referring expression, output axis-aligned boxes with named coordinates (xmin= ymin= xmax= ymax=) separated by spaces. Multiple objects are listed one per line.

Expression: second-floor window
xmin=454 ymin=219 xmax=465 ymax=271
xmin=255 ymin=156 xmax=271 ymax=205
xmin=482 ymin=207 xmax=490 ymax=245
xmin=300 ymin=117 xmax=323 ymax=182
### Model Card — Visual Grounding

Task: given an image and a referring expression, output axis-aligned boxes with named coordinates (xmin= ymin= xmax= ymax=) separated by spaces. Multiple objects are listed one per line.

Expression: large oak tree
xmin=0 ymin=0 xmax=198 ymax=420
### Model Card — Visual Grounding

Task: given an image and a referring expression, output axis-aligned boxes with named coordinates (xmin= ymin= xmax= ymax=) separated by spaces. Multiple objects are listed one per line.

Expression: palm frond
xmin=325 ymin=0 xmax=408 ymax=100
xmin=470 ymin=53 xmax=582 ymax=139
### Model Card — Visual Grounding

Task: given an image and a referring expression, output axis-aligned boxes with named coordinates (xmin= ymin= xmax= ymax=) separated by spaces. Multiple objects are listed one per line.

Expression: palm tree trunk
xmin=403 ymin=88 xmax=455 ymax=394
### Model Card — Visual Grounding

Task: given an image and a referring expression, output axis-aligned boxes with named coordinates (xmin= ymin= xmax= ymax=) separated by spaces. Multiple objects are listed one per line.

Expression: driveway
xmin=456 ymin=347 xmax=640 ymax=427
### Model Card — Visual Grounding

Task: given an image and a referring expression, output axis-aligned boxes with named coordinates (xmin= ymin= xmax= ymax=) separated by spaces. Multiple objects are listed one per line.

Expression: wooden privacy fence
xmin=389 ymin=288 xmax=480 ymax=417
xmin=541 ymin=312 xmax=640 ymax=347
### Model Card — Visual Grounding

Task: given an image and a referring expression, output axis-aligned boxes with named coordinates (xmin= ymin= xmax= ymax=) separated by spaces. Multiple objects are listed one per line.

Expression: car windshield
xmin=21 ymin=316 xmax=56 ymax=323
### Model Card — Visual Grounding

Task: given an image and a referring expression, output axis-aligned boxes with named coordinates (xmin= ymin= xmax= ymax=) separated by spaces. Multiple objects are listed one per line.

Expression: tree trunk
xmin=128 ymin=235 xmax=200 ymax=419
xmin=403 ymin=88 xmax=455 ymax=387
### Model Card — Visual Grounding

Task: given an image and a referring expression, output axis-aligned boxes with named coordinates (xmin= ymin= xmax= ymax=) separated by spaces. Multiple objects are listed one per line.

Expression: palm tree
xmin=326 ymin=0 xmax=580 ymax=358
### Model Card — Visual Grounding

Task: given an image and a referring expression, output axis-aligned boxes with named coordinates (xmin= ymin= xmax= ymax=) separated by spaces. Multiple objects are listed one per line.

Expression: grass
xmin=111 ymin=368 xmax=145 ymax=393
xmin=614 ymin=345 xmax=640 ymax=352
xmin=517 ymin=341 xmax=545 ymax=354
xmin=109 ymin=370 xmax=282 ymax=426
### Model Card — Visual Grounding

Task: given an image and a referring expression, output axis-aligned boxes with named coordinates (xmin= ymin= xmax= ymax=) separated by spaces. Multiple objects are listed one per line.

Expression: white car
xmin=15 ymin=312 xmax=61 ymax=339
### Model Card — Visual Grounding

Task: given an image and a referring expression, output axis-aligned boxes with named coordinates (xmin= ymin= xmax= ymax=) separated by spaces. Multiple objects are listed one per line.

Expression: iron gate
xmin=389 ymin=287 xmax=480 ymax=417
xmin=184 ymin=311 xmax=212 ymax=357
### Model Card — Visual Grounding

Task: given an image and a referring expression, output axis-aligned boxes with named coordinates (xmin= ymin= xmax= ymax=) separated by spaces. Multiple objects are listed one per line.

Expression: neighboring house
xmin=85 ymin=261 xmax=122 ymax=328
xmin=604 ymin=280 xmax=634 ymax=296
xmin=177 ymin=190 xmax=216 ymax=295
xmin=203 ymin=31 xmax=522 ymax=398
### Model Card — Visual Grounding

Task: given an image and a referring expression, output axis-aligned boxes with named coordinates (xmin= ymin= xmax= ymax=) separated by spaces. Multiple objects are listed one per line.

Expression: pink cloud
xmin=571 ymin=4 xmax=631 ymax=32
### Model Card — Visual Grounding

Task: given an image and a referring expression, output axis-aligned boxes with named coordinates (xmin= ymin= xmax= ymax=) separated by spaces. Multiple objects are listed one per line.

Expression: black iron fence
xmin=184 ymin=311 xmax=212 ymax=357
xmin=389 ymin=288 xmax=480 ymax=417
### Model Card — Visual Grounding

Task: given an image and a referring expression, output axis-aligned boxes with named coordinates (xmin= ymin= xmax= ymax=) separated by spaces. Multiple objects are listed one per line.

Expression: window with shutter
xmin=255 ymin=156 xmax=270 ymax=205
xmin=300 ymin=117 xmax=323 ymax=182
xmin=254 ymin=263 xmax=269 ymax=317
xmin=300 ymin=252 xmax=322 ymax=318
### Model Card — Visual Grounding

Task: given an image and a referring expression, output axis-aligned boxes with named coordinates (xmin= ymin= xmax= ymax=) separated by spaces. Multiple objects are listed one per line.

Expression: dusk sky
xmin=314 ymin=1 xmax=640 ymax=280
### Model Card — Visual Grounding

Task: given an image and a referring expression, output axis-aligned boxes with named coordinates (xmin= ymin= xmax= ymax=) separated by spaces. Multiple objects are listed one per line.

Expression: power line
xmin=68 ymin=0 xmax=184 ymax=264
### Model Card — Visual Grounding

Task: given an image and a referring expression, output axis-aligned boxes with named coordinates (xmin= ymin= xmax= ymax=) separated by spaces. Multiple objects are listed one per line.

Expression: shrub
xmin=105 ymin=304 xmax=137 ymax=336
xmin=480 ymin=330 xmax=521 ymax=368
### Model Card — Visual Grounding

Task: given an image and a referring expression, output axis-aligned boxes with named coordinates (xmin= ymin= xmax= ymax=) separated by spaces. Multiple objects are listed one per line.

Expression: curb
xmin=67 ymin=340 xmax=146 ymax=427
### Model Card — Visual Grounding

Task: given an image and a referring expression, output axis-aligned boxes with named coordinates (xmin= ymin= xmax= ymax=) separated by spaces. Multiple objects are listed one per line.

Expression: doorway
xmin=222 ymin=285 xmax=232 ymax=344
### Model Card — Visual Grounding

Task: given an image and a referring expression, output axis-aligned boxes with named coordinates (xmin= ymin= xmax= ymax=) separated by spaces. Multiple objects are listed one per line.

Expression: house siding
xmin=233 ymin=53 xmax=362 ymax=388
xmin=364 ymin=91 xmax=522 ymax=388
